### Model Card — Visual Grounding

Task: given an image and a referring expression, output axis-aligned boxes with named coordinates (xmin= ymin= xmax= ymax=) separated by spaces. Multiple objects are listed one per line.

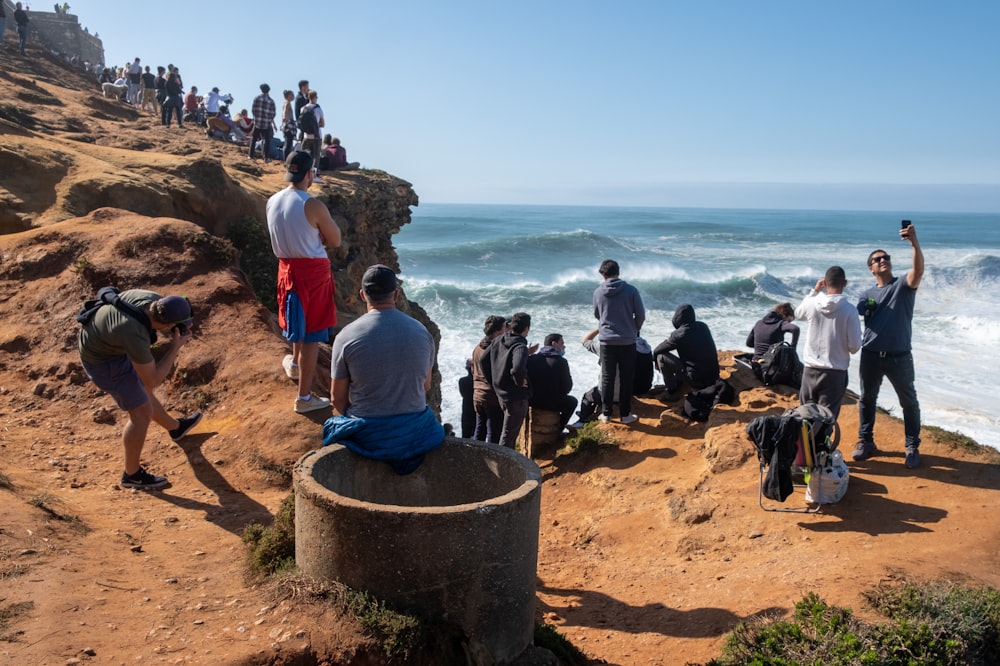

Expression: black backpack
xmin=77 ymin=286 xmax=156 ymax=341
xmin=758 ymin=341 xmax=803 ymax=388
xmin=298 ymin=104 xmax=319 ymax=136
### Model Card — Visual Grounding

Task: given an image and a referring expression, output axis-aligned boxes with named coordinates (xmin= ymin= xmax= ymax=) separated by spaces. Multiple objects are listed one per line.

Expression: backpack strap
xmin=78 ymin=287 xmax=157 ymax=342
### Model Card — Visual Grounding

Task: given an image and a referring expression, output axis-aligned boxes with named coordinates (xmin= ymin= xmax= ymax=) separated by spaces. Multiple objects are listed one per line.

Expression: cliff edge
xmin=2 ymin=41 xmax=1000 ymax=666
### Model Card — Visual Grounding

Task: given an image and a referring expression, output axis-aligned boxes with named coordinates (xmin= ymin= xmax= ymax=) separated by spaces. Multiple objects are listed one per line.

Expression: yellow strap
xmin=801 ymin=421 xmax=814 ymax=468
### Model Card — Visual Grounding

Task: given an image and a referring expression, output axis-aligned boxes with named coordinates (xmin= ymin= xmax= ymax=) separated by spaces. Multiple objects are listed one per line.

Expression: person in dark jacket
xmin=746 ymin=302 xmax=800 ymax=361
xmin=481 ymin=312 xmax=532 ymax=449
xmin=654 ymin=304 xmax=719 ymax=395
xmin=14 ymin=2 xmax=29 ymax=56
xmin=470 ymin=315 xmax=506 ymax=443
xmin=527 ymin=333 xmax=577 ymax=429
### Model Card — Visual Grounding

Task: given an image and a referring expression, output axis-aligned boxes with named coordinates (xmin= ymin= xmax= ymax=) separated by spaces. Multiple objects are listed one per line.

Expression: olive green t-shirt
xmin=78 ymin=289 xmax=159 ymax=366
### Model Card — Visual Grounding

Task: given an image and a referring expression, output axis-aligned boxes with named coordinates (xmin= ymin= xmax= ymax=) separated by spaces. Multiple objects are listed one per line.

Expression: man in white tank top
xmin=266 ymin=150 xmax=342 ymax=413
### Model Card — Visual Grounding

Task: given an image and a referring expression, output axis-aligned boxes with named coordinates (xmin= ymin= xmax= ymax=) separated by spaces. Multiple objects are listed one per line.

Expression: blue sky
xmin=72 ymin=1 xmax=999 ymax=211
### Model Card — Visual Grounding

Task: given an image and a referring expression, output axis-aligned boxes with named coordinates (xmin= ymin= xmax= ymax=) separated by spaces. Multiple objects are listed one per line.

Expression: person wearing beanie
xmin=78 ymin=289 xmax=203 ymax=489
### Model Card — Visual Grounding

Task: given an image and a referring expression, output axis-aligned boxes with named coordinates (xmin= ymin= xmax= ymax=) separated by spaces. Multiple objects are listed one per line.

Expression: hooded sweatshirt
xmin=482 ymin=331 xmax=531 ymax=402
xmin=794 ymin=290 xmax=862 ymax=370
xmin=653 ymin=304 xmax=720 ymax=389
xmin=592 ymin=277 xmax=645 ymax=345
xmin=746 ymin=311 xmax=800 ymax=361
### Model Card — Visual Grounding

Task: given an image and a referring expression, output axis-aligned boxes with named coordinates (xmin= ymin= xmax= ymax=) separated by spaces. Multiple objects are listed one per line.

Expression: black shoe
xmin=904 ymin=447 xmax=921 ymax=469
xmin=121 ymin=466 xmax=168 ymax=490
xmin=170 ymin=412 xmax=203 ymax=442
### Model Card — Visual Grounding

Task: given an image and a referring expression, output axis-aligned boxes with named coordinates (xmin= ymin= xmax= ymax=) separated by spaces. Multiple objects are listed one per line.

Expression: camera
xmin=172 ymin=323 xmax=189 ymax=336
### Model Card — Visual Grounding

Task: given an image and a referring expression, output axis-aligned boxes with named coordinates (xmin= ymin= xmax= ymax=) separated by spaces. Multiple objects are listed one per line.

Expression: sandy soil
xmin=2 ymin=44 xmax=1000 ymax=666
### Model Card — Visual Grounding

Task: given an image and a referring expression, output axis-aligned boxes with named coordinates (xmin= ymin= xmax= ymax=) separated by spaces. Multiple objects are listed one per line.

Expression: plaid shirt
xmin=252 ymin=93 xmax=276 ymax=128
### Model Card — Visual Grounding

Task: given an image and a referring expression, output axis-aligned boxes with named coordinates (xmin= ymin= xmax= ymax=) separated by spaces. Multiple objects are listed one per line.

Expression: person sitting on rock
xmin=746 ymin=302 xmax=800 ymax=362
xmin=527 ymin=333 xmax=577 ymax=430
xmin=323 ymin=265 xmax=444 ymax=474
xmin=653 ymin=304 xmax=720 ymax=397
xmin=234 ymin=108 xmax=254 ymax=143
xmin=320 ymin=134 xmax=360 ymax=171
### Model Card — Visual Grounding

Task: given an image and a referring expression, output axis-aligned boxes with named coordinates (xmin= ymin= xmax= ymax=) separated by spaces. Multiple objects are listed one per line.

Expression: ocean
xmin=394 ymin=204 xmax=1000 ymax=450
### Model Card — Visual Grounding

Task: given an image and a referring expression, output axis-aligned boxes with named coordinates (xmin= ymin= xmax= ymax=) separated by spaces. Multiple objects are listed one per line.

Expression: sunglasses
xmin=868 ymin=254 xmax=891 ymax=266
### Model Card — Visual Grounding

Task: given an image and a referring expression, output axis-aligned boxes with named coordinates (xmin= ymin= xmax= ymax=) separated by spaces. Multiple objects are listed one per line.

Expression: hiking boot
xmin=851 ymin=439 xmax=878 ymax=461
xmin=904 ymin=447 xmax=921 ymax=469
xmin=121 ymin=467 xmax=168 ymax=490
xmin=620 ymin=414 xmax=638 ymax=425
xmin=597 ymin=414 xmax=611 ymax=424
xmin=295 ymin=395 xmax=331 ymax=414
xmin=282 ymin=354 xmax=299 ymax=380
xmin=170 ymin=412 xmax=203 ymax=442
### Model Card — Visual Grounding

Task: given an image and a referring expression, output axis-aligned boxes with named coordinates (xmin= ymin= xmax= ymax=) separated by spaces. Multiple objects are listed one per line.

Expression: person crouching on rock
xmin=78 ymin=291 xmax=203 ymax=489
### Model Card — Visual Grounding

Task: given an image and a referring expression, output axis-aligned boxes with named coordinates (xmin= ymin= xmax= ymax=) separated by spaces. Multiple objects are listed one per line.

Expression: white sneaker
xmin=282 ymin=354 xmax=299 ymax=380
xmin=294 ymin=395 xmax=330 ymax=413
xmin=597 ymin=414 xmax=611 ymax=424
xmin=620 ymin=414 xmax=638 ymax=425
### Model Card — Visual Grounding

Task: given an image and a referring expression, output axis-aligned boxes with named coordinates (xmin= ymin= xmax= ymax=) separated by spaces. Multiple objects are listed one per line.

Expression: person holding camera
xmin=78 ymin=290 xmax=203 ymax=489
xmin=853 ymin=221 xmax=925 ymax=468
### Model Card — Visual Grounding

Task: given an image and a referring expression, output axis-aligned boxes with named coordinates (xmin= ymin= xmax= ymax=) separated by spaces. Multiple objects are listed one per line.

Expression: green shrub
xmin=242 ymin=491 xmax=296 ymax=579
xmin=703 ymin=581 xmax=1000 ymax=666
xmin=225 ymin=216 xmax=278 ymax=313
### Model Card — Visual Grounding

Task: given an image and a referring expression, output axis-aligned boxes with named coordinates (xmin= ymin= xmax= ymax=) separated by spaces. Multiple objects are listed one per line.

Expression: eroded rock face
xmin=0 ymin=46 xmax=440 ymax=412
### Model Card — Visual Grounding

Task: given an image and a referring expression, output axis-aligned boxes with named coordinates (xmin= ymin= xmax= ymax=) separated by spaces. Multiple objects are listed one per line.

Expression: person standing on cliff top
xmin=794 ymin=265 xmax=861 ymax=420
xmin=0 ymin=3 xmax=7 ymax=50
xmin=853 ymin=222 xmax=925 ymax=468
xmin=78 ymin=290 xmax=203 ymax=489
xmin=14 ymin=3 xmax=29 ymax=56
xmin=250 ymin=83 xmax=276 ymax=163
xmin=593 ymin=259 xmax=645 ymax=424
xmin=266 ymin=150 xmax=342 ymax=413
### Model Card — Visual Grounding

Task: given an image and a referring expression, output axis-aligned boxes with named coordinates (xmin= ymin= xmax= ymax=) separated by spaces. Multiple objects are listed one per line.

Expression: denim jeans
xmin=473 ymin=394 xmax=504 ymax=444
xmin=858 ymin=349 xmax=921 ymax=448
xmin=17 ymin=24 xmax=28 ymax=54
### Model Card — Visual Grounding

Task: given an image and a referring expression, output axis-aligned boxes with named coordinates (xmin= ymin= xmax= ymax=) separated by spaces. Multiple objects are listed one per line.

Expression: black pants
xmin=600 ymin=343 xmax=635 ymax=418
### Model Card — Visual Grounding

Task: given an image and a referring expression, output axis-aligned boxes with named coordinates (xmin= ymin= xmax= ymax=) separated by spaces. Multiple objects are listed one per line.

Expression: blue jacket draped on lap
xmin=321 ymin=407 xmax=445 ymax=475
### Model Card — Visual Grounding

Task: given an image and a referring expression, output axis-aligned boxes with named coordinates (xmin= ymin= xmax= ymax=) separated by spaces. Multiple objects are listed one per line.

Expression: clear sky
xmin=70 ymin=1 xmax=999 ymax=212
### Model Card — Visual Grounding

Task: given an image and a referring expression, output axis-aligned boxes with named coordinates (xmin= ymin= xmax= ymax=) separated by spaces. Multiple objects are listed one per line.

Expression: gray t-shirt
xmin=859 ymin=276 xmax=917 ymax=353
xmin=331 ymin=308 xmax=435 ymax=417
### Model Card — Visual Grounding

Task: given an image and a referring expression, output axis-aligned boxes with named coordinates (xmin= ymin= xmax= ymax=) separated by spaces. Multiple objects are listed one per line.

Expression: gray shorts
xmin=82 ymin=356 xmax=149 ymax=412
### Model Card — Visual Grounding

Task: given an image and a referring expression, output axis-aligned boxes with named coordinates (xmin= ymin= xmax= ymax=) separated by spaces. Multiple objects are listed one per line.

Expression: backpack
xmin=682 ymin=379 xmax=735 ymax=422
xmin=758 ymin=341 xmax=803 ymax=388
xmin=298 ymin=104 xmax=319 ymax=136
xmin=77 ymin=286 xmax=156 ymax=341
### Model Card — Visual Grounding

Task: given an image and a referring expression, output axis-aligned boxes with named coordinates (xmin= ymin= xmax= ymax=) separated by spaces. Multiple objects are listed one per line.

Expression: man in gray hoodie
xmin=794 ymin=266 xmax=862 ymax=420
xmin=592 ymin=260 xmax=645 ymax=424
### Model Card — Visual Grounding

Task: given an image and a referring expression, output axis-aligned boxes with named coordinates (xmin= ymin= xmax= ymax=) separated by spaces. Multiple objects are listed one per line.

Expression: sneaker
xmin=851 ymin=439 xmax=878 ymax=461
xmin=121 ymin=467 xmax=168 ymax=490
xmin=904 ymin=447 xmax=921 ymax=469
xmin=294 ymin=395 xmax=331 ymax=414
xmin=568 ymin=421 xmax=585 ymax=430
xmin=282 ymin=354 xmax=299 ymax=380
xmin=597 ymin=414 xmax=611 ymax=424
xmin=620 ymin=414 xmax=638 ymax=425
xmin=169 ymin=412 xmax=203 ymax=442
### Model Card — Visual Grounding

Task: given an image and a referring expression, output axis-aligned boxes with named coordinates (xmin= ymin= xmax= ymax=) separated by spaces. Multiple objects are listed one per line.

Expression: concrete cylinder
xmin=294 ymin=437 xmax=542 ymax=664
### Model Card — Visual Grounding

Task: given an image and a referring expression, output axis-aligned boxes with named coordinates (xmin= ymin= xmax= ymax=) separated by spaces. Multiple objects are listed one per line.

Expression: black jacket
xmin=526 ymin=347 xmax=573 ymax=411
xmin=653 ymin=304 xmax=720 ymax=389
xmin=481 ymin=332 xmax=530 ymax=402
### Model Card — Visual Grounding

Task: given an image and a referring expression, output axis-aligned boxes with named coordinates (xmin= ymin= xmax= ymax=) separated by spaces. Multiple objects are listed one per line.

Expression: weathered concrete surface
xmin=294 ymin=437 xmax=542 ymax=664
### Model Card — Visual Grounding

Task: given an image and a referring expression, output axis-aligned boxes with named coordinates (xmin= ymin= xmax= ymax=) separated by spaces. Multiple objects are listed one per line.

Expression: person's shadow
xmin=153 ymin=431 xmax=274 ymax=536
xmin=537 ymin=582 xmax=782 ymax=640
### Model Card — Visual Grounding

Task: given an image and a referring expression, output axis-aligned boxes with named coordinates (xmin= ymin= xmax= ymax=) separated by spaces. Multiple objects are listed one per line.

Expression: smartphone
xmin=901 ymin=219 xmax=911 ymax=238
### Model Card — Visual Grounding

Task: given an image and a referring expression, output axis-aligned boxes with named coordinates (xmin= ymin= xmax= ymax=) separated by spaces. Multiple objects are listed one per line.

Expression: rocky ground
xmin=2 ymin=44 xmax=1000 ymax=666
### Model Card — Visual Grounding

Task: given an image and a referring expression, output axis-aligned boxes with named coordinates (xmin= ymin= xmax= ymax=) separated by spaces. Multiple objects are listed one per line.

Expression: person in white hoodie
xmin=794 ymin=266 xmax=862 ymax=420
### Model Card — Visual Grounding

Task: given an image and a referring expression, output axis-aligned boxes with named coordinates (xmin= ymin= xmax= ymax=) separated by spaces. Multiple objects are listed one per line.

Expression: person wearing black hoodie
xmin=527 ymin=333 xmax=577 ymax=429
xmin=746 ymin=302 xmax=800 ymax=361
xmin=481 ymin=312 xmax=532 ymax=449
xmin=654 ymin=304 xmax=719 ymax=395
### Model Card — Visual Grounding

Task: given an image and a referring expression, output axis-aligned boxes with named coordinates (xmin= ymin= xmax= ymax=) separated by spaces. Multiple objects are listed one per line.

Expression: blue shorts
xmin=283 ymin=292 xmax=333 ymax=343
xmin=82 ymin=356 xmax=149 ymax=412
